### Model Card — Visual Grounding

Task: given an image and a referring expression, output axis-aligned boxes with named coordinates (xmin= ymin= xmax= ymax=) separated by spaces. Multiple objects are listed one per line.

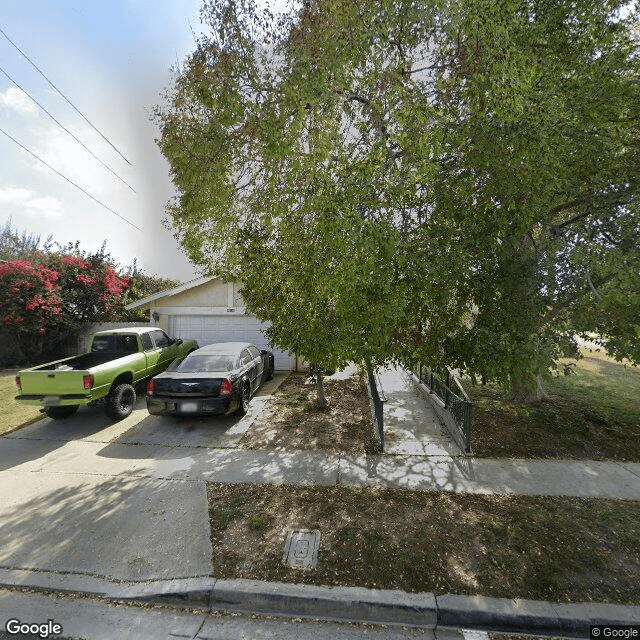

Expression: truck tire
xmin=106 ymin=383 xmax=136 ymax=420
xmin=45 ymin=405 xmax=78 ymax=419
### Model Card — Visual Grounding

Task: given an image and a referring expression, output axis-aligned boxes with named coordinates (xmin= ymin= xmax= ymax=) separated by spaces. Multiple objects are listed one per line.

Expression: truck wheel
xmin=106 ymin=383 xmax=136 ymax=420
xmin=45 ymin=405 xmax=78 ymax=419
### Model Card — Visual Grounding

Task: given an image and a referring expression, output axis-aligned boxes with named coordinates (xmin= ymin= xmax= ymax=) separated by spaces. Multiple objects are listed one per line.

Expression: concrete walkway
xmin=378 ymin=366 xmax=462 ymax=456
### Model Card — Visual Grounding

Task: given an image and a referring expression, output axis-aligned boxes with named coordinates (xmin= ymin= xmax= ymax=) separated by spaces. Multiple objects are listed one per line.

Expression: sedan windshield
xmin=174 ymin=355 xmax=236 ymax=373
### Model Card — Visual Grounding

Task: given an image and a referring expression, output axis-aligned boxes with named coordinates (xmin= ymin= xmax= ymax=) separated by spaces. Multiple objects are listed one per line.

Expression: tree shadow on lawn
xmin=207 ymin=482 xmax=640 ymax=604
xmin=239 ymin=372 xmax=379 ymax=456
xmin=468 ymin=365 xmax=640 ymax=461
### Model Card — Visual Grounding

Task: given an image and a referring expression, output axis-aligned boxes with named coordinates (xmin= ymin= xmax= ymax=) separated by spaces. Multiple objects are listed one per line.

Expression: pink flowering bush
xmin=0 ymin=260 xmax=62 ymax=335
xmin=0 ymin=255 xmax=130 ymax=364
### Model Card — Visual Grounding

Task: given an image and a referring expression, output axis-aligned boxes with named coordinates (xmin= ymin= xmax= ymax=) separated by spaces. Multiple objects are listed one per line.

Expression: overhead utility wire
xmin=0 ymin=26 xmax=133 ymax=166
xmin=0 ymin=66 xmax=136 ymax=193
xmin=0 ymin=126 xmax=141 ymax=231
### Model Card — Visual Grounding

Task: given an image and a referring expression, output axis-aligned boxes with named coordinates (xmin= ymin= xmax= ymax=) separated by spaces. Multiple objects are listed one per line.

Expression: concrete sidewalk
xmin=3 ymin=435 xmax=640 ymax=499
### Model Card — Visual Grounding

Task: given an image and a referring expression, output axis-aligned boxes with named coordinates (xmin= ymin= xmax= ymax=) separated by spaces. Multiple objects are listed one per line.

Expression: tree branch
xmin=545 ymin=272 xmax=616 ymax=323
xmin=550 ymin=197 xmax=589 ymax=216
xmin=587 ymin=273 xmax=603 ymax=302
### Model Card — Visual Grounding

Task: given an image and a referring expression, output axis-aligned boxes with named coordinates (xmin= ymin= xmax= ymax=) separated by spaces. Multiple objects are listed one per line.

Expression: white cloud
xmin=0 ymin=186 xmax=63 ymax=219
xmin=0 ymin=87 xmax=38 ymax=116
xmin=23 ymin=196 xmax=64 ymax=219
xmin=0 ymin=187 xmax=34 ymax=203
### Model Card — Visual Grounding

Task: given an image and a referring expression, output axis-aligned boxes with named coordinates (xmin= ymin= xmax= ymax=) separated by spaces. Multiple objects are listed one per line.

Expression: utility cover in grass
xmin=283 ymin=529 xmax=320 ymax=569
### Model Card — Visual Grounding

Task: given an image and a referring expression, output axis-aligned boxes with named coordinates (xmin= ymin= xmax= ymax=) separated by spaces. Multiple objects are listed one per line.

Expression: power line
xmin=0 ymin=26 xmax=133 ymax=166
xmin=0 ymin=126 xmax=141 ymax=231
xmin=0 ymin=65 xmax=136 ymax=193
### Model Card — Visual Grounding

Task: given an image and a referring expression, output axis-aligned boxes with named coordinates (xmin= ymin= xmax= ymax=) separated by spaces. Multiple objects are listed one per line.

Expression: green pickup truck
xmin=15 ymin=327 xmax=198 ymax=420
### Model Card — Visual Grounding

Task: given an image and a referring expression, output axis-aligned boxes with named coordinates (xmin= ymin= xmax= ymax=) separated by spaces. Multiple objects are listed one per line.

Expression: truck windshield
xmin=91 ymin=335 xmax=138 ymax=355
xmin=174 ymin=355 xmax=235 ymax=373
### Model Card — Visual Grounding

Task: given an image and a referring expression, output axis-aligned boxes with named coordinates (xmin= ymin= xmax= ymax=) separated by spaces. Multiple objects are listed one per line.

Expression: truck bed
xmin=33 ymin=352 xmax=129 ymax=372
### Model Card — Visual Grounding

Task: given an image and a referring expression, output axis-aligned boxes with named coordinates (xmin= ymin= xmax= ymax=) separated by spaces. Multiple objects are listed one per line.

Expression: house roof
xmin=125 ymin=276 xmax=215 ymax=310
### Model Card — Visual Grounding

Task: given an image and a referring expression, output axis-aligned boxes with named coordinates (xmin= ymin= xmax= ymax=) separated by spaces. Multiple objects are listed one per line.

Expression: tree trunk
xmin=315 ymin=365 xmax=328 ymax=409
xmin=509 ymin=374 xmax=547 ymax=403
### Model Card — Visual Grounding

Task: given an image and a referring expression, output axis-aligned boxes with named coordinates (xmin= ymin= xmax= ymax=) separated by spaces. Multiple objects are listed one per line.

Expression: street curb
xmin=0 ymin=568 xmax=216 ymax=601
xmin=436 ymin=594 xmax=640 ymax=637
xmin=204 ymin=579 xmax=437 ymax=627
xmin=1 ymin=570 xmax=639 ymax=634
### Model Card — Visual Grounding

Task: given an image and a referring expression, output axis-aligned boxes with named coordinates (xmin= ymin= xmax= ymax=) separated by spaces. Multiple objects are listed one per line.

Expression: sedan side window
xmin=248 ymin=346 xmax=261 ymax=359
xmin=240 ymin=349 xmax=252 ymax=366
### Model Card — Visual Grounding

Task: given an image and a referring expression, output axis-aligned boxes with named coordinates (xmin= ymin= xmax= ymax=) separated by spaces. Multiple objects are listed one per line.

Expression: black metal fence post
xmin=444 ymin=371 xmax=450 ymax=409
xmin=366 ymin=369 xmax=385 ymax=452
xmin=409 ymin=364 xmax=473 ymax=453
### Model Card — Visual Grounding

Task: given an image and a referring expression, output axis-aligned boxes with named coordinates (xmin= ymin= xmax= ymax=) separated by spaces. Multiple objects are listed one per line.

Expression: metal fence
xmin=413 ymin=364 xmax=473 ymax=453
xmin=366 ymin=369 xmax=386 ymax=451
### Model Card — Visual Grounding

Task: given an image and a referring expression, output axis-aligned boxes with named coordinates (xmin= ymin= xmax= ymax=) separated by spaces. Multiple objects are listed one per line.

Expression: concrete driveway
xmin=0 ymin=374 xmax=287 ymax=585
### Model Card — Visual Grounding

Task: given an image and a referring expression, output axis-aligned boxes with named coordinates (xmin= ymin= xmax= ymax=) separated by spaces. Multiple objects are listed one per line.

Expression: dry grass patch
xmin=0 ymin=373 xmax=43 ymax=435
xmin=239 ymin=372 xmax=380 ymax=455
xmin=208 ymin=483 xmax=640 ymax=605
xmin=467 ymin=351 xmax=640 ymax=461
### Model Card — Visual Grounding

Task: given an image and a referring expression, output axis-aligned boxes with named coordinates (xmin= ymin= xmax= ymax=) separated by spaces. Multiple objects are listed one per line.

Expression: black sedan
xmin=146 ymin=342 xmax=274 ymax=417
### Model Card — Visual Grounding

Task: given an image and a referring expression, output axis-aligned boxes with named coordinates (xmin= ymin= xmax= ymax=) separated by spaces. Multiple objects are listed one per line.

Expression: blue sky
xmin=0 ymin=0 xmax=289 ymax=281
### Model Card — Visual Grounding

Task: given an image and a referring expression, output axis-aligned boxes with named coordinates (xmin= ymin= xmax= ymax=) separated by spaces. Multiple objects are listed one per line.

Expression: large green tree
xmin=156 ymin=0 xmax=639 ymax=401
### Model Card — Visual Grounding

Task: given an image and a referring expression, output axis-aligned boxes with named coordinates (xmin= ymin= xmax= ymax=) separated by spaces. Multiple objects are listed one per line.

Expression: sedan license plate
xmin=179 ymin=401 xmax=199 ymax=413
xmin=43 ymin=396 xmax=61 ymax=406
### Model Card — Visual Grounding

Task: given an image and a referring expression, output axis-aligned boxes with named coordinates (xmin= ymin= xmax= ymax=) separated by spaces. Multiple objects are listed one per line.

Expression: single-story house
xmin=125 ymin=276 xmax=296 ymax=371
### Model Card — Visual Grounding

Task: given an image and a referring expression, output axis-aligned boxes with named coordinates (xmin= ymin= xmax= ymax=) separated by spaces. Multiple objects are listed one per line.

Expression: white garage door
xmin=168 ymin=315 xmax=293 ymax=371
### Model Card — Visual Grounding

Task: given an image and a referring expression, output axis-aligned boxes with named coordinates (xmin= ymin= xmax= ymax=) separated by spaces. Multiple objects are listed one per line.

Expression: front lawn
xmin=467 ymin=350 xmax=640 ymax=461
xmin=0 ymin=372 xmax=42 ymax=435
xmin=208 ymin=483 xmax=640 ymax=604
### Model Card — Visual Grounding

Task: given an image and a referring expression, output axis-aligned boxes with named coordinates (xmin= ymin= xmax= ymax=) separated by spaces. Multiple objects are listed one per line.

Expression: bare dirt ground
xmin=207 ymin=483 xmax=640 ymax=604
xmin=239 ymin=371 xmax=380 ymax=455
